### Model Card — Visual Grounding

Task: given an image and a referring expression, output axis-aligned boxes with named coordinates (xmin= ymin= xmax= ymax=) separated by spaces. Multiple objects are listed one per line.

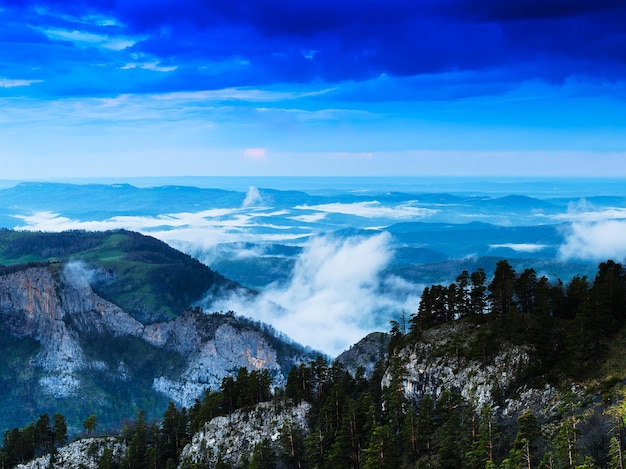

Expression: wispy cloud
xmin=121 ymin=61 xmax=178 ymax=72
xmin=39 ymin=28 xmax=138 ymax=50
xmin=0 ymin=78 xmax=43 ymax=88
xmin=489 ymin=243 xmax=548 ymax=253
xmin=559 ymin=220 xmax=626 ymax=262
xmin=11 ymin=209 xmax=311 ymax=266
xmin=289 ymin=213 xmax=327 ymax=223
xmin=204 ymin=233 xmax=419 ymax=356
xmin=296 ymin=201 xmax=437 ymax=219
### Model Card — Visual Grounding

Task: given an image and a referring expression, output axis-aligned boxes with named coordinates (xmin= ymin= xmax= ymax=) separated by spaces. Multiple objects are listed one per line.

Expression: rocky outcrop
xmin=178 ymin=401 xmax=310 ymax=469
xmin=387 ymin=320 xmax=559 ymax=420
xmin=151 ymin=317 xmax=284 ymax=407
xmin=0 ymin=263 xmax=311 ymax=429
xmin=15 ymin=437 xmax=126 ymax=469
xmin=335 ymin=331 xmax=389 ymax=378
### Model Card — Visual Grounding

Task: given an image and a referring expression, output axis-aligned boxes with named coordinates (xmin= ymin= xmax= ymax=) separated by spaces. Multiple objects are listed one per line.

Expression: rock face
xmin=0 ymin=263 xmax=311 ymax=431
xmin=335 ymin=331 xmax=389 ymax=378
xmin=178 ymin=401 xmax=310 ymax=469
xmin=387 ymin=320 xmax=559 ymax=420
xmin=15 ymin=437 xmax=126 ymax=469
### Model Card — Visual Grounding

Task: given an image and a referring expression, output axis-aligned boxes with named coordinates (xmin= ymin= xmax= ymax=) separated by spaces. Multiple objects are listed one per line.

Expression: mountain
xmin=0 ymin=229 xmax=240 ymax=323
xmin=11 ymin=258 xmax=626 ymax=469
xmin=0 ymin=231 xmax=316 ymax=435
xmin=14 ymin=303 xmax=626 ymax=469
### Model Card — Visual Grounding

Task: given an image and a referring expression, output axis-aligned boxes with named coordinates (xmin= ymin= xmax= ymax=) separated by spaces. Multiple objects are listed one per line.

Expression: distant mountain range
xmin=0 ymin=181 xmax=613 ymax=354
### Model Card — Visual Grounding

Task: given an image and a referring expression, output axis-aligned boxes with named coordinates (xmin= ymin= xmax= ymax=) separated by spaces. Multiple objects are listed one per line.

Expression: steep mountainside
xmin=0 ymin=255 xmax=314 ymax=434
xmin=0 ymin=229 xmax=241 ymax=323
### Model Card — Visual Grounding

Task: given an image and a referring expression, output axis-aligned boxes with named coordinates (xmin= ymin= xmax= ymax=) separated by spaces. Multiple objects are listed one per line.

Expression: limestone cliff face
xmin=150 ymin=317 xmax=284 ymax=407
xmin=178 ymin=401 xmax=310 ymax=469
xmin=0 ymin=263 xmax=304 ymax=421
xmin=15 ymin=437 xmax=126 ymax=469
xmin=386 ymin=321 xmax=560 ymax=420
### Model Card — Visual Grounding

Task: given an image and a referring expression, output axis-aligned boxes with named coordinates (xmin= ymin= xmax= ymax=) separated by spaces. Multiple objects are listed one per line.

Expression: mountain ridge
xmin=0 ymin=232 xmax=317 ymax=434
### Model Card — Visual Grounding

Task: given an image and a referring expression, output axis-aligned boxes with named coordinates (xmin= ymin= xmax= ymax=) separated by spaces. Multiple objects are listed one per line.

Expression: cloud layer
xmin=205 ymin=233 xmax=420 ymax=356
xmin=560 ymin=221 xmax=626 ymax=262
xmin=3 ymin=0 xmax=625 ymax=96
xmin=1 ymin=1 xmax=625 ymax=178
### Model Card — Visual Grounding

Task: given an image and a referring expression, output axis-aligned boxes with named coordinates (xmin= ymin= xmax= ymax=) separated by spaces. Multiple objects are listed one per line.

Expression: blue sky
xmin=1 ymin=0 xmax=625 ymax=178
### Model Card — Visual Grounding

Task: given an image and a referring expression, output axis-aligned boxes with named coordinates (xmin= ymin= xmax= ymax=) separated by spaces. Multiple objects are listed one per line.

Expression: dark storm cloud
xmin=2 ymin=0 xmax=625 ymax=96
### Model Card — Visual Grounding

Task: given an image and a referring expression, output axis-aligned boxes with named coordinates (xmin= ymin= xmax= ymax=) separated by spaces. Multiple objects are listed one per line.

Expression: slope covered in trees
xmin=402 ymin=259 xmax=626 ymax=381
xmin=5 ymin=259 xmax=626 ymax=469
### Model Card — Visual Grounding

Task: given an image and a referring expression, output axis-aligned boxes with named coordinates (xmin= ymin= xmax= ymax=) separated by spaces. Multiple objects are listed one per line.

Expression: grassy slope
xmin=0 ymin=229 xmax=239 ymax=322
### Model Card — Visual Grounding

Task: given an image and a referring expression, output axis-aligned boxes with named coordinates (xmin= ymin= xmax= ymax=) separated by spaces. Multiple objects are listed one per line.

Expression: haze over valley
xmin=1 ymin=177 xmax=623 ymax=355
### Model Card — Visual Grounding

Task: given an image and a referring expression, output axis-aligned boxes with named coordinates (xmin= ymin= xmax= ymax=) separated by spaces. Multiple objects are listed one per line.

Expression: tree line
xmin=0 ymin=413 xmax=67 ymax=467
xmin=395 ymin=259 xmax=626 ymax=380
xmin=4 ymin=259 xmax=626 ymax=469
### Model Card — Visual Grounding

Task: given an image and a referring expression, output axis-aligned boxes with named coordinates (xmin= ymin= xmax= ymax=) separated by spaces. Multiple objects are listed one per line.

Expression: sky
xmin=1 ymin=0 xmax=626 ymax=178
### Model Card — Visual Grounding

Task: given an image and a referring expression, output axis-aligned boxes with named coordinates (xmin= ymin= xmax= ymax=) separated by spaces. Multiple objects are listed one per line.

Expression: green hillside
xmin=0 ymin=229 xmax=240 ymax=323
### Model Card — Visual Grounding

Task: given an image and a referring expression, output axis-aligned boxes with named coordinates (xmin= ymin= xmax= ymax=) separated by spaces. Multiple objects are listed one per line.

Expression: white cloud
xmin=11 ymin=209 xmax=310 ymax=265
xmin=40 ymin=28 xmax=138 ymax=50
xmin=295 ymin=201 xmax=437 ymax=219
xmin=559 ymin=220 xmax=626 ymax=261
xmin=204 ymin=233 xmax=421 ymax=356
xmin=121 ymin=61 xmax=178 ymax=72
xmin=289 ymin=213 xmax=327 ymax=223
xmin=242 ymin=186 xmax=265 ymax=207
xmin=552 ymin=207 xmax=626 ymax=223
xmin=11 ymin=208 xmax=424 ymax=356
xmin=0 ymin=78 xmax=43 ymax=88
xmin=489 ymin=243 xmax=548 ymax=253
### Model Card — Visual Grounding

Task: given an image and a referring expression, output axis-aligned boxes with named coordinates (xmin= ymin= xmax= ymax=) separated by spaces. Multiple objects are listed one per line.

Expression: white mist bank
xmin=203 ymin=233 xmax=422 ymax=356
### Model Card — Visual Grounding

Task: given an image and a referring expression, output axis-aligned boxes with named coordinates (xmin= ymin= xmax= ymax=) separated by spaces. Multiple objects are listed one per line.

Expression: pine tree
xmin=466 ymin=405 xmax=496 ymax=469
xmin=488 ymin=260 xmax=517 ymax=317
xmin=434 ymin=391 xmax=470 ymax=469
xmin=52 ymin=413 xmax=68 ymax=448
xmin=83 ymin=414 xmax=98 ymax=436
xmin=415 ymin=394 xmax=435 ymax=466
xmin=514 ymin=268 xmax=537 ymax=315
xmin=470 ymin=268 xmax=487 ymax=317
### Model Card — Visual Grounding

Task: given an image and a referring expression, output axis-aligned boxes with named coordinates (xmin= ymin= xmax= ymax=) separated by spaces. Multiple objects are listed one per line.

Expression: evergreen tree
xmin=488 ymin=260 xmax=517 ymax=317
xmin=514 ymin=268 xmax=537 ymax=315
xmin=34 ymin=413 xmax=53 ymax=454
xmin=83 ymin=414 xmax=98 ymax=436
xmin=52 ymin=413 xmax=68 ymax=447
xmin=279 ymin=423 xmax=306 ymax=469
xmin=98 ymin=447 xmax=120 ymax=469
xmin=161 ymin=402 xmax=188 ymax=465
xmin=249 ymin=438 xmax=276 ymax=469
xmin=509 ymin=409 xmax=543 ymax=468
xmin=122 ymin=410 xmax=149 ymax=469
xmin=470 ymin=268 xmax=488 ymax=317
xmin=466 ymin=405 xmax=496 ymax=469
xmin=434 ymin=391 xmax=470 ymax=469
xmin=415 ymin=394 xmax=435 ymax=467
xmin=456 ymin=270 xmax=471 ymax=319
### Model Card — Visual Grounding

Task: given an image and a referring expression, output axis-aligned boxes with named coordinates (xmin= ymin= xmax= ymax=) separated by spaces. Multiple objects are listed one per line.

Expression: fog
xmin=557 ymin=202 xmax=626 ymax=262
xmin=559 ymin=220 xmax=626 ymax=262
xmin=203 ymin=233 xmax=421 ymax=356
xmin=15 ymin=187 xmax=626 ymax=355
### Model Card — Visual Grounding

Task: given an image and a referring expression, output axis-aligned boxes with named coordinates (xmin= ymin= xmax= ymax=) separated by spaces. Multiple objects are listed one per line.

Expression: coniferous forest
xmin=4 ymin=259 xmax=626 ymax=469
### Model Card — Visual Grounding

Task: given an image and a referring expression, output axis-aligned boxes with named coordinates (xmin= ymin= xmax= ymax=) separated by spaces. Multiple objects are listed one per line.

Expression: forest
xmin=3 ymin=259 xmax=626 ymax=469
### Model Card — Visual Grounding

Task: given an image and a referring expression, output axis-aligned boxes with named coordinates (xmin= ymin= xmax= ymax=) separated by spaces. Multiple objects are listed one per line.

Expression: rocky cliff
xmin=0 ymin=262 xmax=312 ymax=432
xmin=179 ymin=401 xmax=310 ymax=468
xmin=384 ymin=320 xmax=564 ymax=422
xmin=15 ymin=437 xmax=126 ymax=469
